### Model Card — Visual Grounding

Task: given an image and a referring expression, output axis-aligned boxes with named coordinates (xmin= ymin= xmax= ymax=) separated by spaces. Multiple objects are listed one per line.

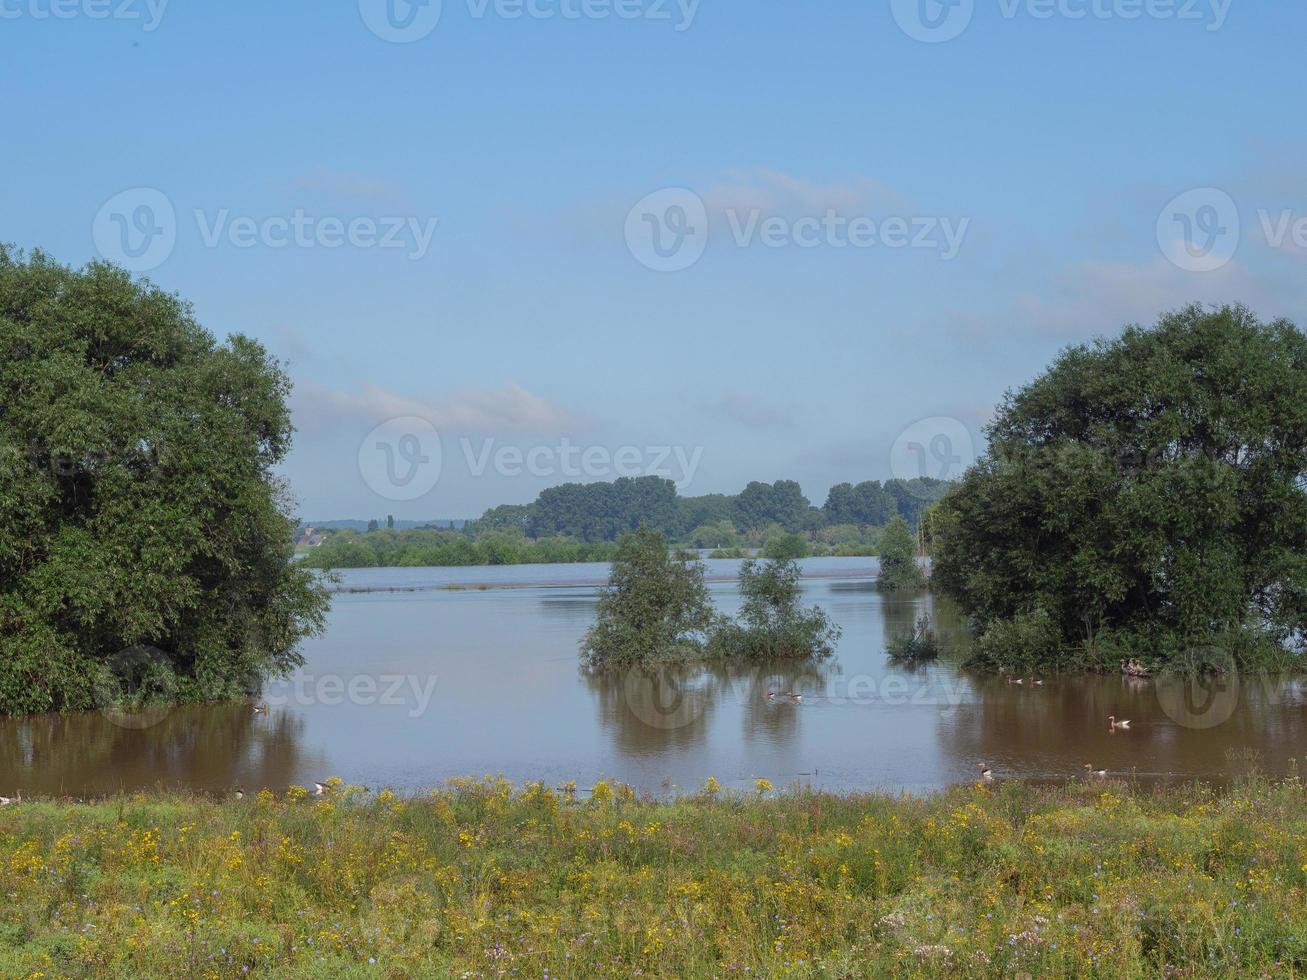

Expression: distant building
xmin=295 ymin=526 xmax=325 ymax=548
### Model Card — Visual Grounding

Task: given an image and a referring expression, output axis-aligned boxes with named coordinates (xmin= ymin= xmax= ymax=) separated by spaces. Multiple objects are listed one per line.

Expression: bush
xmin=965 ymin=608 xmax=1061 ymax=673
xmin=707 ymin=559 xmax=840 ymax=661
xmin=579 ymin=529 xmax=715 ymax=671
xmin=763 ymin=532 xmax=809 ymax=560
xmin=876 ymin=516 xmax=926 ymax=593
xmin=887 ymin=615 xmax=939 ymax=663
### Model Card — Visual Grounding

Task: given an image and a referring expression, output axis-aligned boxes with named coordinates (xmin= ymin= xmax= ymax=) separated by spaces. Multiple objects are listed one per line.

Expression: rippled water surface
xmin=3 ymin=558 xmax=1304 ymax=797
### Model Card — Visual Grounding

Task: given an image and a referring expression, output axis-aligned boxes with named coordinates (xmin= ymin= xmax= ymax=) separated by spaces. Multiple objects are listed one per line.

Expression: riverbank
xmin=2 ymin=777 xmax=1304 ymax=977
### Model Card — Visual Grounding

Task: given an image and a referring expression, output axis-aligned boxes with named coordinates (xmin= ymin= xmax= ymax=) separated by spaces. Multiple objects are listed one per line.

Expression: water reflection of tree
xmin=0 ymin=704 xmax=323 ymax=798
xmin=586 ymin=659 xmax=837 ymax=756
xmin=934 ymin=672 xmax=1307 ymax=786
xmin=880 ymin=590 xmax=974 ymax=662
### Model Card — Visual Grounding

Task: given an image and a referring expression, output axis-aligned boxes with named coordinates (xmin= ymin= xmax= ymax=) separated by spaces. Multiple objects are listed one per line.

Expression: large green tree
xmin=579 ymin=528 xmax=714 ymax=671
xmin=0 ymin=249 xmax=329 ymax=715
xmin=933 ymin=305 xmax=1307 ymax=669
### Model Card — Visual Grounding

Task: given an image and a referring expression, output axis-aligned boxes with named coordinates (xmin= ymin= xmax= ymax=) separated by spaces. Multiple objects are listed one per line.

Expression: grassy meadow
xmin=2 ymin=775 xmax=1307 ymax=977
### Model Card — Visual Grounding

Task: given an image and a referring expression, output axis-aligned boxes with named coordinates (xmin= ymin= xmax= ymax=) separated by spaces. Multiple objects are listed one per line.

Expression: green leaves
xmin=0 ymin=247 xmax=329 ymax=715
xmin=934 ymin=304 xmax=1307 ymax=668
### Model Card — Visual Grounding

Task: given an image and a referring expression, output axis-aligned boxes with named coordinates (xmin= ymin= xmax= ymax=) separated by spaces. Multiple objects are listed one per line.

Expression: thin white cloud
xmin=701 ymin=393 xmax=796 ymax=430
xmin=292 ymin=381 xmax=576 ymax=435
xmin=700 ymin=168 xmax=906 ymax=218
xmin=1014 ymin=257 xmax=1274 ymax=339
xmin=288 ymin=167 xmax=407 ymax=205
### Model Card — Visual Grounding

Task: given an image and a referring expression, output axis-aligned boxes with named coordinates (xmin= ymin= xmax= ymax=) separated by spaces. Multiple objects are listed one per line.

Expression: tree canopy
xmin=876 ymin=516 xmax=926 ymax=593
xmin=932 ymin=305 xmax=1307 ymax=670
xmin=0 ymin=249 xmax=329 ymax=715
xmin=579 ymin=528 xmax=715 ymax=671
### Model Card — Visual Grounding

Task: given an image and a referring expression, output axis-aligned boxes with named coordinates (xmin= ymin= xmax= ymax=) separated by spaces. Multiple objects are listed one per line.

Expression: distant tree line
xmin=302 ymin=476 xmax=946 ymax=570
xmin=472 ymin=475 xmax=947 ymax=544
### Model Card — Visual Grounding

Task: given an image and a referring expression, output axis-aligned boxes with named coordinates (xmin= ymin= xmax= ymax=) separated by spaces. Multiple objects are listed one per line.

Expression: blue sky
xmin=4 ymin=0 xmax=1304 ymax=520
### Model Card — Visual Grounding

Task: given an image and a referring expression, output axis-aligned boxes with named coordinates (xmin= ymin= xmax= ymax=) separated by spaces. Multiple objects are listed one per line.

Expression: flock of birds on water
xmin=0 ymin=680 xmax=1143 ymax=807
xmin=765 ymin=676 xmax=1135 ymax=785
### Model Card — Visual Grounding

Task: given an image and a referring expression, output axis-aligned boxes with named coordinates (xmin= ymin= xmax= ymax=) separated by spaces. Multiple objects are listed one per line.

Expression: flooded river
xmin=2 ymin=558 xmax=1305 ymax=797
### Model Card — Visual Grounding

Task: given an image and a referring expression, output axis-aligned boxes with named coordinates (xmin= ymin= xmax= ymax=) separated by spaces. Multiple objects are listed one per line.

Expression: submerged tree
xmin=0 ymin=248 xmax=330 ymax=715
xmin=932 ymin=304 xmax=1307 ymax=670
xmin=579 ymin=528 xmax=715 ymax=671
xmin=708 ymin=558 xmax=840 ymax=661
xmin=877 ymin=516 xmax=926 ymax=593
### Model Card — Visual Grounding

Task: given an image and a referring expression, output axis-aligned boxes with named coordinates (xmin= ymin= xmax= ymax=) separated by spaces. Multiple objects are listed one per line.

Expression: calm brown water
xmin=2 ymin=558 xmax=1304 ymax=798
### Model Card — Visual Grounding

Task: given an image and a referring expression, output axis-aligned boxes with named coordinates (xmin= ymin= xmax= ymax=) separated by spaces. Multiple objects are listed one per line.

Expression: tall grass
xmin=3 ymin=774 xmax=1307 ymax=977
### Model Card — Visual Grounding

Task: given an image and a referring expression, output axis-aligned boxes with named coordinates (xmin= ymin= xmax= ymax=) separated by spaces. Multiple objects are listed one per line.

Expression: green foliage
xmin=528 ymin=476 xmax=678 ymax=542
xmin=933 ymin=305 xmax=1307 ymax=669
xmin=876 ymin=517 xmax=926 ymax=593
xmin=967 ymin=607 xmax=1061 ymax=673
xmin=301 ymin=528 xmax=619 ymax=569
xmin=579 ymin=529 xmax=715 ymax=671
xmin=762 ymin=531 xmax=808 ymax=560
xmin=733 ymin=480 xmax=811 ymax=533
xmin=0 ymin=248 xmax=329 ymax=716
xmin=471 ymin=503 xmax=533 ymax=534
xmin=708 ymin=558 xmax=840 ymax=661
xmin=682 ymin=518 xmax=741 ymax=549
xmin=886 ymin=614 xmax=939 ymax=663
